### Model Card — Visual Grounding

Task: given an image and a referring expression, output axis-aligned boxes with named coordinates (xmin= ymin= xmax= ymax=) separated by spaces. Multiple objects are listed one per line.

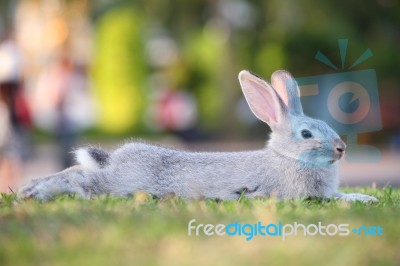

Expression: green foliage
xmin=184 ymin=27 xmax=228 ymax=129
xmin=0 ymin=187 xmax=399 ymax=265
xmin=89 ymin=0 xmax=399 ymax=136
xmin=91 ymin=5 xmax=147 ymax=133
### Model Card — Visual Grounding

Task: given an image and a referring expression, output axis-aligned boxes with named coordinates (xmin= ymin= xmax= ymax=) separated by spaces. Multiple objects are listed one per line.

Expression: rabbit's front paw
xmin=335 ymin=192 xmax=378 ymax=203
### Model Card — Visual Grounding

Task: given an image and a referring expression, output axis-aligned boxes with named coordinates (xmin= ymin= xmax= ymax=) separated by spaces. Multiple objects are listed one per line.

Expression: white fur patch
xmin=75 ymin=148 xmax=98 ymax=170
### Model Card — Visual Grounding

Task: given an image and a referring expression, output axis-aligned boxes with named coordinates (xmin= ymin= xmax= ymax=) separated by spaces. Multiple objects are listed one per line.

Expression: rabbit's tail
xmin=74 ymin=147 xmax=110 ymax=170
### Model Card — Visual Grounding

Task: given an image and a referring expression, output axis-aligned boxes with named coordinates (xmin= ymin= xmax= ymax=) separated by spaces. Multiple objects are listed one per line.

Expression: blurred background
xmin=0 ymin=0 xmax=399 ymax=192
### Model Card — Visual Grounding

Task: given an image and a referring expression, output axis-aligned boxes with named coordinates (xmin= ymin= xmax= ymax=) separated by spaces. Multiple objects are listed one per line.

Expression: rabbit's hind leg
xmin=18 ymin=166 xmax=94 ymax=201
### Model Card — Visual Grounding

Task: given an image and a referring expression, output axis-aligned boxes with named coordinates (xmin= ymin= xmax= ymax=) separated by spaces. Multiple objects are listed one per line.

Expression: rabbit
xmin=18 ymin=70 xmax=378 ymax=203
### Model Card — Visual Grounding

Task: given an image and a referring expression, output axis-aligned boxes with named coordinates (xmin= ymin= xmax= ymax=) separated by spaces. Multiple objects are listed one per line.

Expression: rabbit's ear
xmin=271 ymin=70 xmax=303 ymax=116
xmin=239 ymin=70 xmax=287 ymax=128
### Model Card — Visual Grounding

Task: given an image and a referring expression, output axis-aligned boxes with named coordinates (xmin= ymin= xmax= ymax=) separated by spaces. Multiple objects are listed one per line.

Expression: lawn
xmin=0 ymin=187 xmax=399 ymax=266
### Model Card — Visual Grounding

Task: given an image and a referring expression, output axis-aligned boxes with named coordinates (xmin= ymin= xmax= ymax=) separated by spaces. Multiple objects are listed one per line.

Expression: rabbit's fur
xmin=19 ymin=70 xmax=378 ymax=203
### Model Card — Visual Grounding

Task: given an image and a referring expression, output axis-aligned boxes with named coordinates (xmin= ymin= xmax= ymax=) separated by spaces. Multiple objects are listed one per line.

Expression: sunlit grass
xmin=0 ymin=187 xmax=399 ymax=266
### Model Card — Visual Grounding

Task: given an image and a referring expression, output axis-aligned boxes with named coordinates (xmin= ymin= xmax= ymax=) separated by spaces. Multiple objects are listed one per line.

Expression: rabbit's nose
xmin=334 ymin=139 xmax=346 ymax=153
xmin=336 ymin=147 xmax=344 ymax=153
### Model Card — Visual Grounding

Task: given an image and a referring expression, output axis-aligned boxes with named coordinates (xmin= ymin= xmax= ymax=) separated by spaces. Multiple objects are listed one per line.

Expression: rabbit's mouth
xmin=329 ymin=152 xmax=344 ymax=164
xmin=336 ymin=151 xmax=345 ymax=161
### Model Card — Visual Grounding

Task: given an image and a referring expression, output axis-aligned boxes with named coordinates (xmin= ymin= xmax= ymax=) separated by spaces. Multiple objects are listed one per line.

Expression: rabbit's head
xmin=239 ymin=70 xmax=346 ymax=168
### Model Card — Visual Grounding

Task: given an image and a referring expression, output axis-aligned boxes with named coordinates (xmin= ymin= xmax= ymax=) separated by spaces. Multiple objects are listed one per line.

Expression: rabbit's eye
xmin=301 ymin=130 xmax=313 ymax=139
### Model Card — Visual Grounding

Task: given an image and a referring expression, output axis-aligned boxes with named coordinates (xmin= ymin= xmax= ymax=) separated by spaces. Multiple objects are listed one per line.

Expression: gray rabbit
xmin=19 ymin=70 xmax=378 ymax=203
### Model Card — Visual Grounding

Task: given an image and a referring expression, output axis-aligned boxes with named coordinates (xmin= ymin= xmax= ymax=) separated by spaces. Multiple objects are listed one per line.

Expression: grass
xmin=0 ymin=187 xmax=399 ymax=266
